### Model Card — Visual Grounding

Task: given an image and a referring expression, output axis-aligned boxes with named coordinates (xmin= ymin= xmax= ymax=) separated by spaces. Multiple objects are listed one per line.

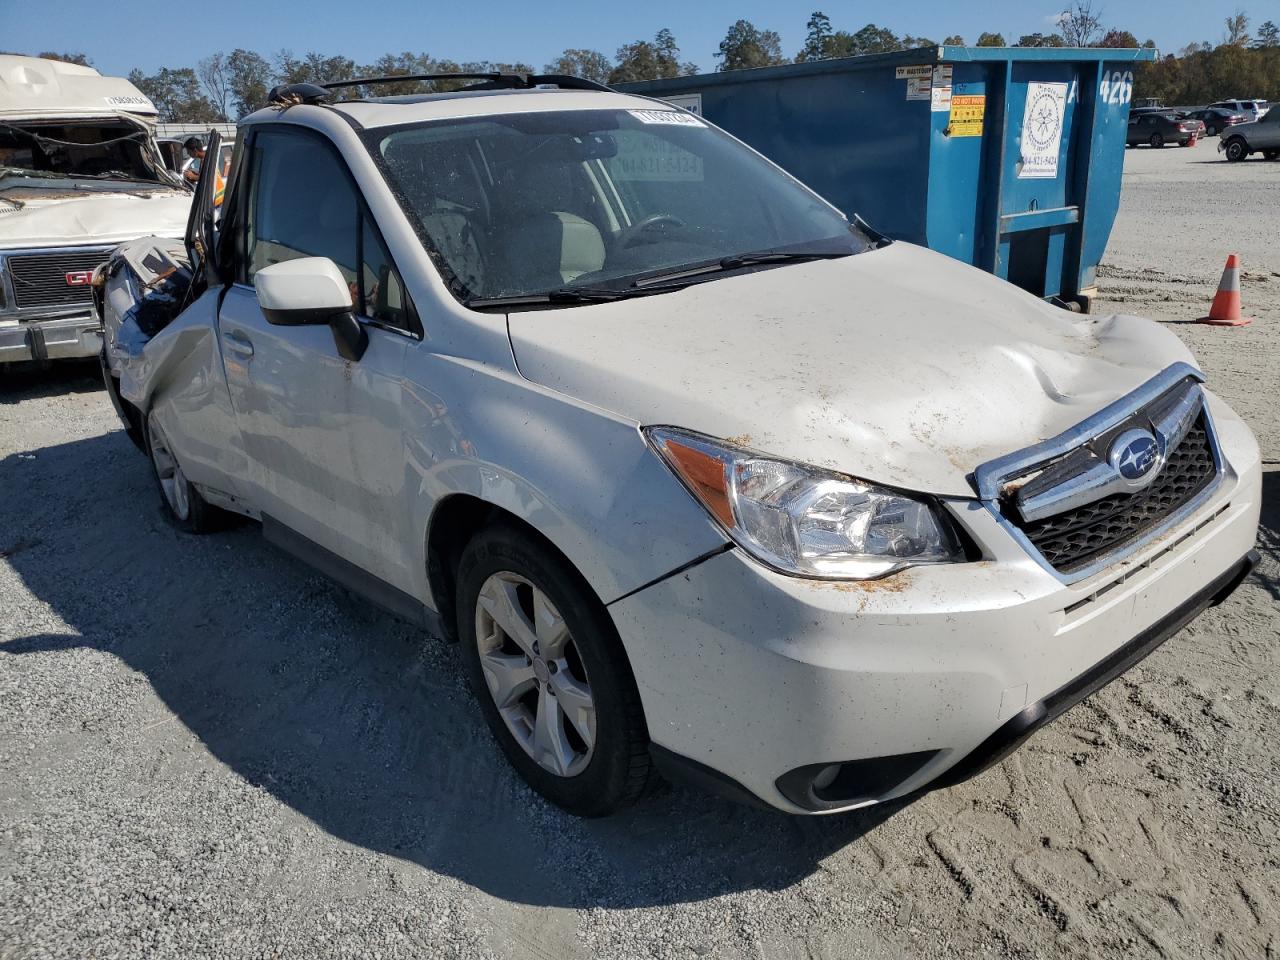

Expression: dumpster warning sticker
xmin=906 ymin=77 xmax=930 ymax=101
xmin=948 ymin=94 xmax=986 ymax=137
xmin=1019 ymin=81 xmax=1067 ymax=178
xmin=930 ymin=65 xmax=953 ymax=112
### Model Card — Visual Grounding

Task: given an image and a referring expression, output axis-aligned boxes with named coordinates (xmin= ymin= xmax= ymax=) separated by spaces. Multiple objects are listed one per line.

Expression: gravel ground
xmin=1 ymin=143 xmax=1278 ymax=960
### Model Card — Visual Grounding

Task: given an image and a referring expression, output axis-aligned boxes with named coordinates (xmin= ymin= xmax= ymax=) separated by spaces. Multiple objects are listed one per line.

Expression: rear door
xmin=219 ymin=125 xmax=421 ymax=591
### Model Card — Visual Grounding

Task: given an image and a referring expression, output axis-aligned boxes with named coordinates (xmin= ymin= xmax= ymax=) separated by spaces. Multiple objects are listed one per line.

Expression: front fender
xmin=401 ymin=350 xmax=728 ymax=609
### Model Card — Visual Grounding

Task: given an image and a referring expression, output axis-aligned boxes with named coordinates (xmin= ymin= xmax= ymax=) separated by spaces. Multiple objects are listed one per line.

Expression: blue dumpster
xmin=620 ymin=46 xmax=1158 ymax=310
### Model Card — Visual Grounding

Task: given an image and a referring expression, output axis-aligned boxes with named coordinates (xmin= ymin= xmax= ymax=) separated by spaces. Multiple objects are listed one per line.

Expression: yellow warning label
xmin=949 ymin=94 xmax=986 ymax=137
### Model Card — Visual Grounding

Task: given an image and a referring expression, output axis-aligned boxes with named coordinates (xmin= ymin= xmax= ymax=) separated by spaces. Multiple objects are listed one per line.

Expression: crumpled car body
xmin=96 ymin=87 xmax=1262 ymax=815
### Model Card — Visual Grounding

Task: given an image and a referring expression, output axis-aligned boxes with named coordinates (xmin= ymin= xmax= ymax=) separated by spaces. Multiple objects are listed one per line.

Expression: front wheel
xmin=145 ymin=411 xmax=226 ymax=533
xmin=1224 ymin=138 xmax=1249 ymax=162
xmin=456 ymin=524 xmax=652 ymax=817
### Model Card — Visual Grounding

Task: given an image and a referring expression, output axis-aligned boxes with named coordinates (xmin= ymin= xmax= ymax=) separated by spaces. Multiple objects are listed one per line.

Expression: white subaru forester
xmin=97 ymin=74 xmax=1261 ymax=816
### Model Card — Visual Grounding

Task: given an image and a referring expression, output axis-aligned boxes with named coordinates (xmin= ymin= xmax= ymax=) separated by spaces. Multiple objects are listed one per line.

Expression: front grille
xmin=5 ymin=248 xmax=111 ymax=310
xmin=1010 ymin=415 xmax=1217 ymax=574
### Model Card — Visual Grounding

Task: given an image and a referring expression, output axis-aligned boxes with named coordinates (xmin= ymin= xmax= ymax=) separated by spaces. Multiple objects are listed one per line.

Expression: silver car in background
xmin=1219 ymin=106 xmax=1280 ymax=162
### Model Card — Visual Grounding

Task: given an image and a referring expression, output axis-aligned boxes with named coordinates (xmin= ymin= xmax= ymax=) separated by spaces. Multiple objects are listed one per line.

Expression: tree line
xmin=12 ymin=4 xmax=1280 ymax=123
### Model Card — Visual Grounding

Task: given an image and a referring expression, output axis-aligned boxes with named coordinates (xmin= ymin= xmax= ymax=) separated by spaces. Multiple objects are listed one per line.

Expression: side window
xmin=359 ymin=217 xmax=409 ymax=329
xmin=246 ymin=129 xmax=357 ymax=284
xmin=244 ymin=128 xmax=415 ymax=333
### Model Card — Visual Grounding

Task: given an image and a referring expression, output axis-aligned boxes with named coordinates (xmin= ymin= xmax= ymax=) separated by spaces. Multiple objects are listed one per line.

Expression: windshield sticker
xmin=1019 ymin=81 xmax=1067 ymax=178
xmin=628 ymin=109 xmax=704 ymax=127
xmin=606 ymin=132 xmax=704 ymax=182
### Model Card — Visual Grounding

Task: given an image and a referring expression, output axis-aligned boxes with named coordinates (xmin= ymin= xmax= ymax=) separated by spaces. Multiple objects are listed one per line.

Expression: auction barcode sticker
xmin=629 ymin=110 xmax=704 ymax=126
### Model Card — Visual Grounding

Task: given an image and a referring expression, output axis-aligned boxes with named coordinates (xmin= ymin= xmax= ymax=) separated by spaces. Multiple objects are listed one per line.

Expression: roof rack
xmin=320 ymin=73 xmax=612 ymax=94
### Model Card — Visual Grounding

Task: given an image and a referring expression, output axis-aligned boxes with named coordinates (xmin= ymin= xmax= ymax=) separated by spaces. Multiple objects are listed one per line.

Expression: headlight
xmin=647 ymin=427 xmax=964 ymax=579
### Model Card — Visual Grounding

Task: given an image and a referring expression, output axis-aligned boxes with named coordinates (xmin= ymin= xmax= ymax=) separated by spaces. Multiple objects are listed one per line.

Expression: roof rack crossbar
xmin=316 ymin=72 xmax=612 ymax=93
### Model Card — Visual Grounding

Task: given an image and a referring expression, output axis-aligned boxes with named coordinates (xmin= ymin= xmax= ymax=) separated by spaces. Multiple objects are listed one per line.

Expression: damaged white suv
xmin=97 ymin=74 xmax=1261 ymax=816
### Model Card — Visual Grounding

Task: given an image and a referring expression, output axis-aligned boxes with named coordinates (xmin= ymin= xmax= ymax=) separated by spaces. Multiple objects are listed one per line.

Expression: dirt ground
xmin=0 ymin=143 xmax=1277 ymax=960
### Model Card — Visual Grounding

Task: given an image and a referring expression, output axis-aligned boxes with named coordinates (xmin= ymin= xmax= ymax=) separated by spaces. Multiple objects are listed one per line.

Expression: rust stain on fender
xmin=823 ymin=572 xmax=912 ymax=594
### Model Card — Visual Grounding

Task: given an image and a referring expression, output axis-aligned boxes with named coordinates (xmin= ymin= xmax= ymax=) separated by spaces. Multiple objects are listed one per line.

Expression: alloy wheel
xmin=148 ymin=416 xmax=190 ymax=521
xmin=474 ymin=572 xmax=596 ymax=777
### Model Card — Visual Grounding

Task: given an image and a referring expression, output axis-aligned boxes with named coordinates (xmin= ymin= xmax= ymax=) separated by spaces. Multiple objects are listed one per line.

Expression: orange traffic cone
xmin=1198 ymin=254 xmax=1252 ymax=326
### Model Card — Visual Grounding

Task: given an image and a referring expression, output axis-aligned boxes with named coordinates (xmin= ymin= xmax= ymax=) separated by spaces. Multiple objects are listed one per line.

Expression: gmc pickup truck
xmin=0 ymin=55 xmax=189 ymax=366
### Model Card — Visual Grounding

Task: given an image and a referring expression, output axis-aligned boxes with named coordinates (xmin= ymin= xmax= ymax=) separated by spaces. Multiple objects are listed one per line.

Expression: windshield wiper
xmin=466 ymin=286 xmax=663 ymax=311
xmin=633 ymin=250 xmax=852 ymax=288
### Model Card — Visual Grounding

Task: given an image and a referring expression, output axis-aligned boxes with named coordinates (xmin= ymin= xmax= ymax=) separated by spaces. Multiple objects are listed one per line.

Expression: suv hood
xmin=0 ymin=189 xmax=190 ymax=248
xmin=506 ymin=243 xmax=1197 ymax=498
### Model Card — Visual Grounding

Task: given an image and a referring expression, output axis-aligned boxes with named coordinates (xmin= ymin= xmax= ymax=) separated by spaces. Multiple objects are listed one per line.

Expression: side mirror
xmin=254 ymin=257 xmax=368 ymax=361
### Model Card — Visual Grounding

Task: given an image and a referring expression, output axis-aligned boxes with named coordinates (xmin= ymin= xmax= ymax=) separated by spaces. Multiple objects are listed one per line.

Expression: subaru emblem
xmin=1109 ymin=429 xmax=1161 ymax=488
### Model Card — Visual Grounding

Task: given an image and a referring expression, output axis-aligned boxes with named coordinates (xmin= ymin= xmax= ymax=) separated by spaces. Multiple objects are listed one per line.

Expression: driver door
xmin=219 ymin=125 xmax=420 ymax=592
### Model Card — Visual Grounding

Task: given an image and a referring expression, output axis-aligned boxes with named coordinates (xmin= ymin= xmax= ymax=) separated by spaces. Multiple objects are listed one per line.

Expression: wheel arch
xmin=1224 ymin=135 xmax=1251 ymax=159
xmin=424 ymin=493 xmax=612 ymax=644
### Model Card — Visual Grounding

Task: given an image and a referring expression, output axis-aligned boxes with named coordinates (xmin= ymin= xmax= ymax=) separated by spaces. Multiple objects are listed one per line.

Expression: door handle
xmin=222 ymin=331 xmax=254 ymax=357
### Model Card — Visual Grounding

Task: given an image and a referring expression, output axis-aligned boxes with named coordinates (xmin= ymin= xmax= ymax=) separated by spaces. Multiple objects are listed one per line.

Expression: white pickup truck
xmin=0 ymin=55 xmax=190 ymax=366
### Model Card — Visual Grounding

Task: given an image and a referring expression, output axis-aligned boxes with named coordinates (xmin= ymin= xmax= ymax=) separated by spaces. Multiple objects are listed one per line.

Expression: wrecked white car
xmin=0 ymin=55 xmax=190 ymax=366
xmin=98 ymin=75 xmax=1261 ymax=817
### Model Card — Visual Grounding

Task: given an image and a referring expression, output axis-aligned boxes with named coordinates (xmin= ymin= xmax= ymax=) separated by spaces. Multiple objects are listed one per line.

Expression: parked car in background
xmin=1208 ymin=99 xmax=1270 ymax=121
xmin=1126 ymin=112 xmax=1203 ymax=147
xmin=1219 ymin=107 xmax=1280 ymax=162
xmin=1184 ymin=107 xmax=1248 ymax=138
xmin=0 ymin=55 xmax=189 ymax=367
xmin=97 ymin=76 xmax=1260 ymax=817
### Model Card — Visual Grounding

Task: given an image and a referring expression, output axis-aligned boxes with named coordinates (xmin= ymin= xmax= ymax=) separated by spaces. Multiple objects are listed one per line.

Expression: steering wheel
xmin=616 ymin=214 xmax=688 ymax=249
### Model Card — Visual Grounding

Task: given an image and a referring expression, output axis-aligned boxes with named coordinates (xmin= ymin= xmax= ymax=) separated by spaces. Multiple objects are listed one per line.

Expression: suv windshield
xmin=372 ymin=107 xmax=871 ymax=305
xmin=0 ymin=118 xmax=168 ymax=186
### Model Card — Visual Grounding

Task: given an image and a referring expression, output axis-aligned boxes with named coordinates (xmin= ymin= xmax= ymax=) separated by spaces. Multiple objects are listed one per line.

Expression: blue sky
xmin=0 ymin=0 xmax=1257 ymax=78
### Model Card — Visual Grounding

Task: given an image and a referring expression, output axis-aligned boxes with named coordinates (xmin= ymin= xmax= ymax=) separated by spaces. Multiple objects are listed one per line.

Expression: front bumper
xmin=0 ymin=313 xmax=103 ymax=363
xmin=610 ymin=403 xmax=1262 ymax=814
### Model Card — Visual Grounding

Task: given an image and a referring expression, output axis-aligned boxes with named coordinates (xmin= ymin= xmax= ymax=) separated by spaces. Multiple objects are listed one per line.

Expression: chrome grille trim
xmin=2 ymin=246 xmax=114 ymax=311
xmin=974 ymin=363 xmax=1228 ymax=585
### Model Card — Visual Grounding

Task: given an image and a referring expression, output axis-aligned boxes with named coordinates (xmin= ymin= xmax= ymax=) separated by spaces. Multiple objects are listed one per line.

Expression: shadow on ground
xmin=1256 ymin=467 xmax=1280 ymax=601
xmin=0 ymin=422 xmax=905 ymax=911
xmin=0 ymin=359 xmax=102 ymax=403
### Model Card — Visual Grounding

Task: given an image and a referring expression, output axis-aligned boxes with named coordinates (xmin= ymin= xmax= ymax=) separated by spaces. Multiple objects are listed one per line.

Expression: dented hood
xmin=0 ymin=189 xmax=190 ymax=248
xmin=506 ymin=243 xmax=1197 ymax=498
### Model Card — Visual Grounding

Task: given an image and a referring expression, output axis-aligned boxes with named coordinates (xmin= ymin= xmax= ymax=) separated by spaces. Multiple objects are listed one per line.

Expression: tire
xmin=144 ymin=410 xmax=226 ymax=533
xmin=1206 ymin=124 xmax=1218 ymax=137
xmin=456 ymin=524 xmax=652 ymax=817
xmin=1149 ymin=132 xmax=1164 ymax=148
xmin=1264 ymin=149 xmax=1280 ymax=161
xmin=1224 ymin=138 xmax=1249 ymax=162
